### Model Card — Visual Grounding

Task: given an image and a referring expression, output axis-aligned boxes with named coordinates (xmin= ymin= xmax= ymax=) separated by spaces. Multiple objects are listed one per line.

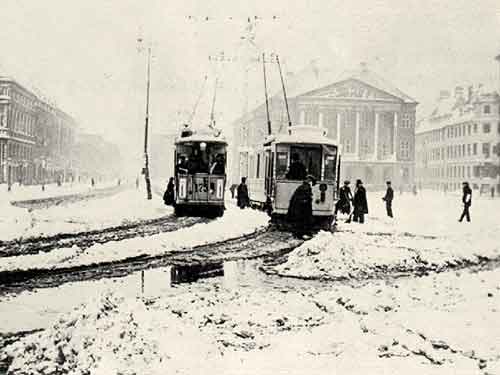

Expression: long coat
xmin=237 ymin=183 xmax=250 ymax=208
xmin=163 ymin=181 xmax=175 ymax=206
xmin=462 ymin=186 xmax=472 ymax=207
xmin=336 ymin=186 xmax=352 ymax=214
xmin=353 ymin=185 xmax=368 ymax=214
xmin=288 ymin=182 xmax=313 ymax=230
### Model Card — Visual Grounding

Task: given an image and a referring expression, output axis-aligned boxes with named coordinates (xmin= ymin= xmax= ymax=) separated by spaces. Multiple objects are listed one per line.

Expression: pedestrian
xmin=412 ymin=184 xmax=417 ymax=195
xmin=334 ymin=180 xmax=353 ymax=221
xmin=117 ymin=178 xmax=121 ymax=186
xmin=237 ymin=177 xmax=250 ymax=209
xmin=163 ymin=177 xmax=175 ymax=206
xmin=459 ymin=181 xmax=472 ymax=222
xmin=491 ymin=186 xmax=495 ymax=198
xmin=399 ymin=185 xmax=403 ymax=195
xmin=229 ymin=184 xmax=238 ymax=199
xmin=91 ymin=177 xmax=95 ymax=187
xmin=288 ymin=175 xmax=315 ymax=238
xmin=352 ymin=179 xmax=368 ymax=223
xmin=382 ymin=181 xmax=394 ymax=218
xmin=135 ymin=177 xmax=139 ymax=189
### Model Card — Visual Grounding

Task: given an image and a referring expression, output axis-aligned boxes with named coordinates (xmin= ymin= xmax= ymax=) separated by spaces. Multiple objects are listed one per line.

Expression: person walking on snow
xmin=352 ymin=179 xmax=368 ymax=223
xmin=237 ymin=177 xmax=250 ymax=209
xmin=163 ymin=177 xmax=175 ymax=206
xmin=459 ymin=181 xmax=472 ymax=222
xmin=382 ymin=181 xmax=394 ymax=218
xmin=334 ymin=180 xmax=353 ymax=221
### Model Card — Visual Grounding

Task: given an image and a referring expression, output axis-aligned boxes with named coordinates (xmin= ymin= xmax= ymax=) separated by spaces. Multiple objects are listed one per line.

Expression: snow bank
xmin=2 ymin=292 xmax=220 ymax=375
xmin=0 ymin=207 xmax=269 ymax=272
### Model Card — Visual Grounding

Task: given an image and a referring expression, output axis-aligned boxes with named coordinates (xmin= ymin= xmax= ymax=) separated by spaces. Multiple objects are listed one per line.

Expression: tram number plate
xmin=197 ymin=184 xmax=207 ymax=193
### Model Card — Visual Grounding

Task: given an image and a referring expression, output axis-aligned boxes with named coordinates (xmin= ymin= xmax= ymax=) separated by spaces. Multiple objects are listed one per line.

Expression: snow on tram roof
xmin=265 ymin=125 xmax=338 ymax=146
xmin=175 ymin=129 xmax=227 ymax=145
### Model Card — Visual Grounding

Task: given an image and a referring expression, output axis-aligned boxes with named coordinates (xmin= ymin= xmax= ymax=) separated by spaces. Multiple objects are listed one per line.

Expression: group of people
xmin=334 ymin=179 xmax=370 ymax=223
xmin=176 ymin=151 xmax=225 ymax=176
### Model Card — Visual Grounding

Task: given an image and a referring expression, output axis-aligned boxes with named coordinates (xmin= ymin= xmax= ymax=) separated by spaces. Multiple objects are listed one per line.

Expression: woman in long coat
xmin=163 ymin=177 xmax=175 ymax=206
xmin=288 ymin=176 xmax=314 ymax=238
xmin=352 ymin=179 xmax=368 ymax=223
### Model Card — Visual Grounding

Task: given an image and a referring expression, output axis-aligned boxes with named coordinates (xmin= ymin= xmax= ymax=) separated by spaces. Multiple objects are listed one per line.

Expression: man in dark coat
xmin=288 ymin=175 xmax=315 ymax=238
xmin=382 ymin=181 xmax=394 ymax=218
xmin=334 ymin=180 xmax=353 ymax=219
xmin=286 ymin=153 xmax=307 ymax=180
xmin=352 ymin=179 xmax=368 ymax=223
xmin=459 ymin=181 xmax=472 ymax=222
xmin=237 ymin=177 xmax=250 ymax=209
xmin=163 ymin=177 xmax=175 ymax=206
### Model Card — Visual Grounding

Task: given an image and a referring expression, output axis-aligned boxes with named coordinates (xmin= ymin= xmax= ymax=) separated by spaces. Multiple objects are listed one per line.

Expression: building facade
xmin=0 ymin=77 xmax=76 ymax=185
xmin=232 ymin=65 xmax=418 ymax=190
xmin=415 ymin=86 xmax=500 ymax=194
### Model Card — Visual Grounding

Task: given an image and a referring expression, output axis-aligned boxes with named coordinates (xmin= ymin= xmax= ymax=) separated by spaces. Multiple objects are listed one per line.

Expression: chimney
xmin=439 ymin=90 xmax=450 ymax=100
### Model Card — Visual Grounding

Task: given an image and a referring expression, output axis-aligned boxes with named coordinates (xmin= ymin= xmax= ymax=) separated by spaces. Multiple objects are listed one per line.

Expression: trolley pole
xmin=143 ymin=46 xmax=152 ymax=200
xmin=262 ymin=53 xmax=272 ymax=136
xmin=276 ymin=55 xmax=292 ymax=130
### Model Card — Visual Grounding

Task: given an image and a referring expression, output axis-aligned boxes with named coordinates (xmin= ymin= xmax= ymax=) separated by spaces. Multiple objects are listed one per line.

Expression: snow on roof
xmin=175 ymin=128 xmax=227 ymax=145
xmin=266 ymin=125 xmax=338 ymax=146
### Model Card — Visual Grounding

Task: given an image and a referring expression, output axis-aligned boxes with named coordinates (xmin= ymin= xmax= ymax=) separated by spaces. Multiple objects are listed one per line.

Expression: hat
xmin=343 ymin=180 xmax=350 ymax=184
xmin=306 ymin=174 xmax=317 ymax=185
xmin=356 ymin=179 xmax=363 ymax=185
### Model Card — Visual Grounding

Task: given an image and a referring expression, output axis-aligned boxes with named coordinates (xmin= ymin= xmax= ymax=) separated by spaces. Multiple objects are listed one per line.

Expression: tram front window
xmin=290 ymin=146 xmax=321 ymax=180
xmin=323 ymin=145 xmax=338 ymax=181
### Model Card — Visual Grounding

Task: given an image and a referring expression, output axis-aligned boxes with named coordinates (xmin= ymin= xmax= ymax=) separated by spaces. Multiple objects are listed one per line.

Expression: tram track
xmin=0 ymin=215 xmax=207 ymax=258
xmin=0 ymin=227 xmax=302 ymax=297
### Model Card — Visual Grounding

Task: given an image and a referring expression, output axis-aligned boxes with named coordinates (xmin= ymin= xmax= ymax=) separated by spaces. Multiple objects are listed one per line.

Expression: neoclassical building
xmin=232 ymin=63 xmax=418 ymax=189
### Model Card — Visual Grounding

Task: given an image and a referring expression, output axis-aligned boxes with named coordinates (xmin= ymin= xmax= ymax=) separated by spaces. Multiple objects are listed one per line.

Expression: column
xmin=374 ymin=112 xmax=379 ymax=160
xmin=299 ymin=110 xmax=305 ymax=125
xmin=355 ymin=111 xmax=360 ymax=157
xmin=393 ymin=112 xmax=398 ymax=157
xmin=336 ymin=112 xmax=341 ymax=144
xmin=318 ymin=111 xmax=324 ymax=128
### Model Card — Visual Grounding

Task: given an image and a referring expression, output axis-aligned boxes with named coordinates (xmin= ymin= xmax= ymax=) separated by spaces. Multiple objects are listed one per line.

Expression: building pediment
xmin=300 ymin=79 xmax=405 ymax=102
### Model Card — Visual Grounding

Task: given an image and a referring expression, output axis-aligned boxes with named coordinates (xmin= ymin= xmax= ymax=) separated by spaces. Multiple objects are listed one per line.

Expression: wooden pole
xmin=143 ymin=46 xmax=152 ymax=200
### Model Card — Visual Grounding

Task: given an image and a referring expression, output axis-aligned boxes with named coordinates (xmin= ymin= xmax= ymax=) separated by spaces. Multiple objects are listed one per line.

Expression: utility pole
xmin=143 ymin=45 xmax=152 ymax=200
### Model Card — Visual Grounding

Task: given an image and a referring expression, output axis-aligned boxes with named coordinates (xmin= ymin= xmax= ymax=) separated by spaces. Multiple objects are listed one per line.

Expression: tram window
xmin=324 ymin=155 xmax=337 ymax=180
xmin=276 ymin=152 xmax=288 ymax=178
xmin=290 ymin=146 xmax=321 ymax=180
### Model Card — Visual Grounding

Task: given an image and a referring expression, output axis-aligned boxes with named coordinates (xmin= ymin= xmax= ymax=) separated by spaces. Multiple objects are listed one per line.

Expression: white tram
xmin=246 ymin=125 xmax=340 ymax=227
xmin=174 ymin=128 xmax=227 ymax=217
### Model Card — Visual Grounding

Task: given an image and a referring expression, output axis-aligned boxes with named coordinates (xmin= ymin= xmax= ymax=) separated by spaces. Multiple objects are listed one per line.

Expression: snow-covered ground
xmin=0 ymin=187 xmax=170 ymax=242
xmin=273 ymin=190 xmax=500 ymax=280
xmin=0 ymin=181 xmax=117 ymax=203
xmin=2 ymin=259 xmax=499 ymax=374
xmin=1 ymin=190 xmax=499 ymax=374
xmin=0 ymin=206 xmax=269 ymax=272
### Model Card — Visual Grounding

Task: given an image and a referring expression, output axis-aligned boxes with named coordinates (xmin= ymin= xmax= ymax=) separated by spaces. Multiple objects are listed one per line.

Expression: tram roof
xmin=175 ymin=131 xmax=227 ymax=145
xmin=264 ymin=125 xmax=338 ymax=147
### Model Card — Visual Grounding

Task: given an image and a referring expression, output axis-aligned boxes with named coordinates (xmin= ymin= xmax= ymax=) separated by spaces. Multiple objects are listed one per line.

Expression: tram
xmin=174 ymin=126 xmax=227 ymax=217
xmin=246 ymin=125 xmax=340 ymax=229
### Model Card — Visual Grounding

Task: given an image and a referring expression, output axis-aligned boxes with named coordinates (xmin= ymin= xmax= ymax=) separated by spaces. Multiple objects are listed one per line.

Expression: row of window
xmin=300 ymin=109 xmax=413 ymax=129
xmin=1 ymin=142 xmax=33 ymax=161
xmin=426 ymin=165 xmax=480 ymax=179
xmin=425 ymin=142 xmax=496 ymax=161
xmin=424 ymin=121 xmax=500 ymax=144
xmin=8 ymin=106 xmax=36 ymax=136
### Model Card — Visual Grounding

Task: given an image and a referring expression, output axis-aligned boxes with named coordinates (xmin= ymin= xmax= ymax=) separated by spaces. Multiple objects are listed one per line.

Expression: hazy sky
xmin=1 ymin=0 xmax=500 ymax=167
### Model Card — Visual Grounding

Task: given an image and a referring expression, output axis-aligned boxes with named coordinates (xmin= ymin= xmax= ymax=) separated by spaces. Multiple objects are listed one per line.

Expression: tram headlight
xmin=200 ymin=142 xmax=207 ymax=151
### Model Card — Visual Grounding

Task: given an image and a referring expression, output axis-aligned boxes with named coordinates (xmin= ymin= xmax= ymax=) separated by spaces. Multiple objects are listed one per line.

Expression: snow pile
xmin=0 ymin=207 xmax=269 ymax=272
xmin=0 ymin=199 xmax=32 ymax=241
xmin=2 ymin=292 xmax=220 ymax=375
xmin=272 ymin=228 xmax=500 ymax=280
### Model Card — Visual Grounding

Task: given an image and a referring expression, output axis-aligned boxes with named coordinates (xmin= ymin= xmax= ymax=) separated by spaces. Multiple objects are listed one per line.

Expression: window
xmin=467 ymin=144 xmax=471 ymax=156
xmin=256 ymin=154 xmax=260 ymax=179
xmin=473 ymin=123 xmax=478 ymax=133
xmin=402 ymin=112 xmax=410 ymax=128
xmin=483 ymin=123 xmax=491 ymax=133
xmin=497 ymin=122 xmax=500 ymax=134
xmin=323 ymin=148 xmax=338 ymax=180
xmin=483 ymin=143 xmax=491 ymax=158
xmin=343 ymin=139 xmax=352 ymax=153
xmin=400 ymin=141 xmax=410 ymax=158
xmin=468 ymin=124 xmax=471 ymax=135
xmin=473 ymin=143 xmax=477 ymax=155
xmin=484 ymin=105 xmax=491 ymax=114
xmin=276 ymin=152 xmax=288 ymax=178
xmin=462 ymin=144 xmax=465 ymax=157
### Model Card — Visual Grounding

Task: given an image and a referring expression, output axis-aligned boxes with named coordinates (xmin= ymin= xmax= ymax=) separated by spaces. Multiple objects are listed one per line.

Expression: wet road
xmin=0 ymin=228 xmax=302 ymax=297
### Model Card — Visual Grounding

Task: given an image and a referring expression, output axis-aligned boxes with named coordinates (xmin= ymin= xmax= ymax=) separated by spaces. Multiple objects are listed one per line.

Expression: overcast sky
xmin=1 ymin=0 xmax=500 ymax=169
